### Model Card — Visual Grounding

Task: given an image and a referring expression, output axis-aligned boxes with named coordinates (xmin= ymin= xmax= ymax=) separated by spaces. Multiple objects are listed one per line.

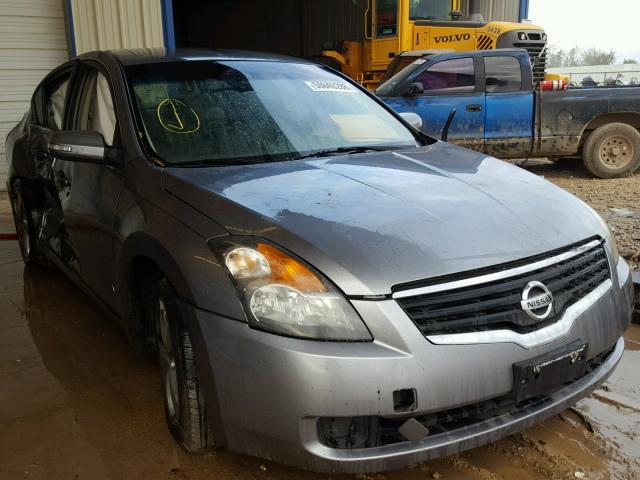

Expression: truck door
xmin=385 ymin=56 xmax=485 ymax=150
xmin=482 ymin=54 xmax=535 ymax=157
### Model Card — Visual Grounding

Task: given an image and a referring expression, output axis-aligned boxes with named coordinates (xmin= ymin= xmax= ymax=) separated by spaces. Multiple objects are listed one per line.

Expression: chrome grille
xmin=394 ymin=238 xmax=610 ymax=337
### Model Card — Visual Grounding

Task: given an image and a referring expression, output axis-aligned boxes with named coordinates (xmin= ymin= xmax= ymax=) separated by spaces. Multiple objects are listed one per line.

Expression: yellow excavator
xmin=321 ymin=0 xmax=550 ymax=89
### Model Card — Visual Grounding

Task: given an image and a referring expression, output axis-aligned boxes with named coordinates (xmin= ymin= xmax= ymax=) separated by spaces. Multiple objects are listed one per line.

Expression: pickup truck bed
xmin=377 ymin=49 xmax=640 ymax=178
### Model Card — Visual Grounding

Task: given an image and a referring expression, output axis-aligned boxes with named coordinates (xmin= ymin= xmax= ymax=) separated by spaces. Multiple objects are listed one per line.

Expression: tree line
xmin=548 ymin=47 xmax=638 ymax=67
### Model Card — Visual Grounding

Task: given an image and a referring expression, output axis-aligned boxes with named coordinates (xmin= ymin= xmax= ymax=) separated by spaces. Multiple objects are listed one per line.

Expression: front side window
xmin=47 ymin=80 xmax=69 ymax=130
xmin=376 ymin=0 xmax=398 ymax=36
xmin=415 ymin=58 xmax=475 ymax=93
xmin=376 ymin=58 xmax=429 ymax=96
xmin=409 ymin=0 xmax=452 ymax=21
xmin=75 ymin=71 xmax=117 ymax=146
xmin=484 ymin=56 xmax=523 ymax=93
xmin=36 ymin=72 xmax=71 ymax=130
xmin=127 ymin=61 xmax=418 ymax=166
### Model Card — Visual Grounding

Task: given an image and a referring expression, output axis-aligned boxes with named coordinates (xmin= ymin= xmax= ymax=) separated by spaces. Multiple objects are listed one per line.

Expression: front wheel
xmin=152 ymin=276 xmax=210 ymax=452
xmin=582 ymin=123 xmax=640 ymax=178
xmin=10 ymin=179 xmax=48 ymax=267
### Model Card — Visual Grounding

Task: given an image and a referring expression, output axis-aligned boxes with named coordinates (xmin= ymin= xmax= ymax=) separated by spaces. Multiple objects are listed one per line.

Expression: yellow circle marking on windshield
xmin=157 ymin=98 xmax=200 ymax=134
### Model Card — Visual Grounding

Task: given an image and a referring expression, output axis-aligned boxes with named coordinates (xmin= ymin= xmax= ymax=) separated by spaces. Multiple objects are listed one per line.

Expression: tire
xmin=582 ymin=123 xmax=640 ymax=178
xmin=10 ymin=179 xmax=48 ymax=267
xmin=152 ymin=276 xmax=209 ymax=452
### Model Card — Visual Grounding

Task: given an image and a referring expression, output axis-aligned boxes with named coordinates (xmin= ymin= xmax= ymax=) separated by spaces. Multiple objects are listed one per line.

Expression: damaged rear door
xmin=52 ymin=61 xmax=125 ymax=310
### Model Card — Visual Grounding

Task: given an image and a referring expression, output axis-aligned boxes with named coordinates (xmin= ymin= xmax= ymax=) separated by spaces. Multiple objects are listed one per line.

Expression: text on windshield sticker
xmin=305 ymin=81 xmax=356 ymax=93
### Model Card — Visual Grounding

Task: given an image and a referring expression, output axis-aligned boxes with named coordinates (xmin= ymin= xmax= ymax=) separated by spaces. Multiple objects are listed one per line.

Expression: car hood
xmin=163 ymin=143 xmax=605 ymax=296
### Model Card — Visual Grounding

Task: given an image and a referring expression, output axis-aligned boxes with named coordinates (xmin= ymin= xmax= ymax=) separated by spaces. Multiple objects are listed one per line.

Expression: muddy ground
xmin=512 ymin=158 xmax=640 ymax=272
xmin=0 ymin=159 xmax=639 ymax=480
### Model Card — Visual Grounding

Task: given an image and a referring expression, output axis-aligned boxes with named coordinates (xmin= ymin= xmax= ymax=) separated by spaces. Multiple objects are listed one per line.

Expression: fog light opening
xmin=393 ymin=388 xmax=417 ymax=413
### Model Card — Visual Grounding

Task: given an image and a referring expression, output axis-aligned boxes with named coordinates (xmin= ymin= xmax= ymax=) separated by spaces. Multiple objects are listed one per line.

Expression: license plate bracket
xmin=512 ymin=341 xmax=588 ymax=403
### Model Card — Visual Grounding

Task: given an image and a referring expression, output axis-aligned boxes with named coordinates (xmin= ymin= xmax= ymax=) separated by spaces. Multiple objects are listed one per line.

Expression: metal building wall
xmin=460 ymin=0 xmax=520 ymax=22
xmin=301 ymin=0 xmax=367 ymax=57
xmin=0 ymin=0 xmax=69 ymax=187
xmin=478 ymin=0 xmax=520 ymax=23
xmin=71 ymin=0 xmax=165 ymax=54
xmin=174 ymin=0 xmax=366 ymax=58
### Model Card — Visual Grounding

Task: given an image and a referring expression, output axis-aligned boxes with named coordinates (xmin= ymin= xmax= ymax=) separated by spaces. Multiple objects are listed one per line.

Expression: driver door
xmin=53 ymin=62 xmax=124 ymax=310
xmin=385 ymin=56 xmax=485 ymax=150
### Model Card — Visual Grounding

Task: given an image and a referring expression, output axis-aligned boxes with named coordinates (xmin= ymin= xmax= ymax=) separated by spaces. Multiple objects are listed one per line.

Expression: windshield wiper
xmin=170 ymin=153 xmax=298 ymax=168
xmin=172 ymin=158 xmax=237 ymax=168
xmin=168 ymin=147 xmax=396 ymax=167
xmin=297 ymin=145 xmax=397 ymax=160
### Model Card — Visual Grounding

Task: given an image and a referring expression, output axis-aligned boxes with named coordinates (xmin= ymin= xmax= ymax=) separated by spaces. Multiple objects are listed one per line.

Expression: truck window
xmin=415 ymin=58 xmax=475 ymax=93
xmin=484 ymin=56 xmax=522 ymax=93
xmin=376 ymin=0 xmax=398 ymax=36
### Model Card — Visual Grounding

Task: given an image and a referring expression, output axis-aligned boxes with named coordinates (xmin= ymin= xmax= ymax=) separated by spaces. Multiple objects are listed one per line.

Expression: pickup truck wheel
xmin=10 ymin=179 xmax=48 ymax=267
xmin=583 ymin=123 xmax=640 ymax=178
xmin=153 ymin=276 xmax=210 ymax=453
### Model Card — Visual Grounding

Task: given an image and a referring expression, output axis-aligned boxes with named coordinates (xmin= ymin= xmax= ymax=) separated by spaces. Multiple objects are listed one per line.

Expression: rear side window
xmin=484 ymin=56 xmax=522 ymax=93
xmin=415 ymin=58 xmax=475 ymax=94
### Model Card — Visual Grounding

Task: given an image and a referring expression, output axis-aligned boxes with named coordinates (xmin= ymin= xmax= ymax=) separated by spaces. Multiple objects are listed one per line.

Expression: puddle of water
xmin=576 ymin=396 xmax=640 ymax=479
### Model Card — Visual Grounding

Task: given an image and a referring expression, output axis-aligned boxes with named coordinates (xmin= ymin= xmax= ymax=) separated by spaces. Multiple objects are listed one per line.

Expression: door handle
xmin=466 ymin=104 xmax=483 ymax=112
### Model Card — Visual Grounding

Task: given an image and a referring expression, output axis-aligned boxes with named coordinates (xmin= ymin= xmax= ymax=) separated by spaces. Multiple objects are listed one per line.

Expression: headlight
xmin=582 ymin=203 xmax=620 ymax=264
xmin=518 ymin=32 xmax=527 ymax=40
xmin=213 ymin=238 xmax=372 ymax=341
xmin=542 ymin=33 xmax=548 ymax=41
xmin=604 ymin=227 xmax=620 ymax=264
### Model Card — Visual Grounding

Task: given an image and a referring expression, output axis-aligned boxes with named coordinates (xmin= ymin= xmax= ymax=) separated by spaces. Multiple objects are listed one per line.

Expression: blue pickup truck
xmin=377 ymin=49 xmax=640 ymax=178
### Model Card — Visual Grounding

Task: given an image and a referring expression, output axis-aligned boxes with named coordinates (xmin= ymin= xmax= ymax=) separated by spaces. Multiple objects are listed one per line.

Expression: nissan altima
xmin=4 ymin=49 xmax=634 ymax=473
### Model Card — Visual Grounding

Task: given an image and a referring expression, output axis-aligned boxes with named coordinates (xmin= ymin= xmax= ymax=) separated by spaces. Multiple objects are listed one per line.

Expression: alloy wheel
xmin=157 ymin=298 xmax=180 ymax=420
xmin=13 ymin=193 xmax=31 ymax=258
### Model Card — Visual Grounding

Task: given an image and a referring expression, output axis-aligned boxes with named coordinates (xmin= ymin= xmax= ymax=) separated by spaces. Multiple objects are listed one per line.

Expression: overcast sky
xmin=528 ymin=0 xmax=640 ymax=63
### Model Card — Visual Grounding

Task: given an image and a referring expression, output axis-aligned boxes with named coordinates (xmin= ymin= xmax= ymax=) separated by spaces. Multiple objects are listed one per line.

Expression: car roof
xmin=79 ymin=48 xmax=312 ymax=67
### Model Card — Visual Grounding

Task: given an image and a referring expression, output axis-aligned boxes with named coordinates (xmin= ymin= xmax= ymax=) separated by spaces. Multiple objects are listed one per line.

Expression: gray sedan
xmin=4 ymin=49 xmax=634 ymax=473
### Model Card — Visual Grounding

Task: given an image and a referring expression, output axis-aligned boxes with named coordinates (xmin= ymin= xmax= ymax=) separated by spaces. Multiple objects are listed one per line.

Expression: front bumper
xmin=186 ymin=258 xmax=633 ymax=473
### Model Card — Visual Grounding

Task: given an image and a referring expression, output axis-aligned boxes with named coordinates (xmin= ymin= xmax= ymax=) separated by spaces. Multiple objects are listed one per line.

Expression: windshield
xmin=376 ymin=58 xmax=429 ymax=96
xmin=126 ymin=61 xmax=418 ymax=166
xmin=410 ymin=0 xmax=452 ymax=21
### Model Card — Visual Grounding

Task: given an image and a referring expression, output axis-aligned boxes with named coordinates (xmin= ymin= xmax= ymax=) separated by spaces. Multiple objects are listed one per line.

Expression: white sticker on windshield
xmin=305 ymin=80 xmax=356 ymax=93
xmin=413 ymin=59 xmax=427 ymax=65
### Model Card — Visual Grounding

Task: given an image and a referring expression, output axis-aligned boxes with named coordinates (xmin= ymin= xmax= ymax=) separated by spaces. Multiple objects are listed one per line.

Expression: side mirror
xmin=48 ymin=130 xmax=120 ymax=165
xmin=402 ymin=81 xmax=424 ymax=97
xmin=399 ymin=112 xmax=423 ymax=131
